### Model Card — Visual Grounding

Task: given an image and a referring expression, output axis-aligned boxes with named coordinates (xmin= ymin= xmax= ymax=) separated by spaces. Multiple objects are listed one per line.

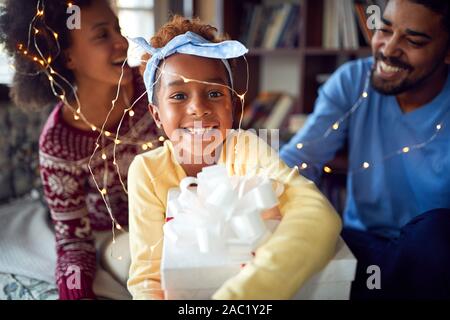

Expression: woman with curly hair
xmin=0 ymin=0 xmax=159 ymax=299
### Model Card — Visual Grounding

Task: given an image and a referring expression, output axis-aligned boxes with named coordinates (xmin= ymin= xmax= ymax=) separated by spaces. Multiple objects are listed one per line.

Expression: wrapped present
xmin=161 ymin=165 xmax=357 ymax=300
xmin=293 ymin=237 xmax=357 ymax=300
xmin=161 ymin=165 xmax=283 ymax=299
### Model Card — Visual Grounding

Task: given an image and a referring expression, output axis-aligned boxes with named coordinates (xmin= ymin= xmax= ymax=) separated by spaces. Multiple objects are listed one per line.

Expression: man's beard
xmin=371 ymin=67 xmax=418 ymax=95
xmin=370 ymin=52 xmax=443 ymax=95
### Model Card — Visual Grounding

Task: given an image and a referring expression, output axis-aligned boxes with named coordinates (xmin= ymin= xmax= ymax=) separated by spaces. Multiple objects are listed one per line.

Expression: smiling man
xmin=281 ymin=0 xmax=450 ymax=299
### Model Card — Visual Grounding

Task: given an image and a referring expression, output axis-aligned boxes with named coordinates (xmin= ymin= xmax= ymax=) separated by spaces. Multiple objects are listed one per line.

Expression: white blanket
xmin=0 ymin=195 xmax=56 ymax=283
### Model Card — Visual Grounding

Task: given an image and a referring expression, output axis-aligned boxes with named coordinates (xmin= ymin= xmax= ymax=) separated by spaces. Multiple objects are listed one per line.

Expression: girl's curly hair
xmin=151 ymin=15 xmax=228 ymax=48
xmin=0 ymin=0 xmax=95 ymax=109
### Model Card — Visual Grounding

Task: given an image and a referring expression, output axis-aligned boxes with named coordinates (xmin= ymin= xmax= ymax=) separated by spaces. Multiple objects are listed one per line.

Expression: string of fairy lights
xmin=291 ymin=69 xmax=447 ymax=177
xmin=12 ymin=0 xmax=251 ymax=259
xmin=13 ymin=0 xmax=447 ymax=263
xmin=91 ymin=55 xmax=250 ymax=259
xmin=15 ymin=0 xmax=164 ymax=146
xmin=14 ymin=0 xmax=167 ymax=253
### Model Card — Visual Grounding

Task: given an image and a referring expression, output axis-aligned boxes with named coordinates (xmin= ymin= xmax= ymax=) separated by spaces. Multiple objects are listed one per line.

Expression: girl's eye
xmin=209 ymin=91 xmax=223 ymax=98
xmin=170 ymin=93 xmax=186 ymax=100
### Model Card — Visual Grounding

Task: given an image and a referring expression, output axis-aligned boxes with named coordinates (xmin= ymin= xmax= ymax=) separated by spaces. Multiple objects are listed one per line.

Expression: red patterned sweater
xmin=39 ymin=69 xmax=159 ymax=300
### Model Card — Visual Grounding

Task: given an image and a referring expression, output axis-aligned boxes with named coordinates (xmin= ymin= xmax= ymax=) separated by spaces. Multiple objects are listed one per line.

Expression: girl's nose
xmin=187 ymin=95 xmax=212 ymax=117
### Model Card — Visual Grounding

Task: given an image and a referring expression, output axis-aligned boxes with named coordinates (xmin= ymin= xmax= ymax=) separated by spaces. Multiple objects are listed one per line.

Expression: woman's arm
xmin=39 ymin=157 xmax=97 ymax=300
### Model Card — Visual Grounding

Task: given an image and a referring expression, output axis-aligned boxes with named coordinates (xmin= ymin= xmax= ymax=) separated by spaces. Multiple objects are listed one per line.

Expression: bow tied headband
xmin=131 ymin=31 xmax=248 ymax=103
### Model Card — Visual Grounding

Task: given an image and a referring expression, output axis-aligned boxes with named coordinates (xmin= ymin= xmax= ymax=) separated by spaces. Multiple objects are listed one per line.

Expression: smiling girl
xmin=127 ymin=16 xmax=342 ymax=300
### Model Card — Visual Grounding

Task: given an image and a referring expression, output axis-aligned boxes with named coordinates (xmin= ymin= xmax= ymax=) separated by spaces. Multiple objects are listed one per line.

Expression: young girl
xmin=127 ymin=16 xmax=342 ymax=300
xmin=0 ymin=0 xmax=159 ymax=299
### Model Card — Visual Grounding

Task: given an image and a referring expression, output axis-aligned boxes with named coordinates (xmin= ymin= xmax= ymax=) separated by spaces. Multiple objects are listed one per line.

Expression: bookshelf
xmin=216 ymin=0 xmax=378 ymax=212
xmin=222 ymin=0 xmax=373 ymax=116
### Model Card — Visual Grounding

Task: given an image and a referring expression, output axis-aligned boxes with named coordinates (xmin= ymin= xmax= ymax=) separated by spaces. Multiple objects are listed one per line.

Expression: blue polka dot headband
xmin=130 ymin=31 xmax=249 ymax=104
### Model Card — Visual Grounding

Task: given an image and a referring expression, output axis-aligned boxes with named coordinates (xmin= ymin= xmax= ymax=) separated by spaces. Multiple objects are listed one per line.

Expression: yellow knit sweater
xmin=127 ymin=130 xmax=342 ymax=300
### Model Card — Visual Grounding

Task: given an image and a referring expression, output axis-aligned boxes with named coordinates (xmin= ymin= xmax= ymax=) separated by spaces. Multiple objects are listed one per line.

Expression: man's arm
xmin=280 ymin=61 xmax=365 ymax=184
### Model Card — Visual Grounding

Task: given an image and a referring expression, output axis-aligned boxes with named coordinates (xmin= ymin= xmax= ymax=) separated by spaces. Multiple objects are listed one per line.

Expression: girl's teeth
xmin=186 ymin=127 xmax=214 ymax=134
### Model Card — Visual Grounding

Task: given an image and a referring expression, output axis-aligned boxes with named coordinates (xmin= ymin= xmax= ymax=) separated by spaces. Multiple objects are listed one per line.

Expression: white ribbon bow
xmin=163 ymin=165 xmax=284 ymax=261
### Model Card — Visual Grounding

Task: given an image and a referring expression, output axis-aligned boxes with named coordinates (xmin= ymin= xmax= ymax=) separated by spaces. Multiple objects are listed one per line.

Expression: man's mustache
xmin=375 ymin=52 xmax=412 ymax=71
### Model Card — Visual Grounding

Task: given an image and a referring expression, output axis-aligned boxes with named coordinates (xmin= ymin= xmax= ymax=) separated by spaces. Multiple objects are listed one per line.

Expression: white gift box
xmin=161 ymin=192 xmax=357 ymax=300
xmin=160 ymin=165 xmax=357 ymax=300
xmin=162 ymin=229 xmax=356 ymax=299
xmin=292 ymin=237 xmax=357 ymax=300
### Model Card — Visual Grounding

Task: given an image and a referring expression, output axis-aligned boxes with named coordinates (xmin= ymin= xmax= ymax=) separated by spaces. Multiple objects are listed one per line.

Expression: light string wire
xmin=292 ymin=69 xmax=447 ymax=176
xmin=16 ymin=1 xmax=159 ymax=145
xmin=73 ymin=32 xmax=251 ymax=259
xmin=100 ymin=51 xmax=251 ymax=261
xmin=15 ymin=0 xmax=163 ymax=260
xmin=17 ymin=1 xmax=446 ymax=263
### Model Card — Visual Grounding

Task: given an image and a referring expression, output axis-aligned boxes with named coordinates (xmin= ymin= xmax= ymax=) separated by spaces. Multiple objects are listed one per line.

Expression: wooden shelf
xmin=247 ymin=47 xmax=371 ymax=57
xmin=221 ymin=0 xmax=372 ymax=115
xmin=304 ymin=47 xmax=372 ymax=56
xmin=247 ymin=48 xmax=301 ymax=56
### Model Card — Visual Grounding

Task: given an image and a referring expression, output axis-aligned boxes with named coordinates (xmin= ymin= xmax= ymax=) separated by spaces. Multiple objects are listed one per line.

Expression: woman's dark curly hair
xmin=0 ymin=0 xmax=95 ymax=109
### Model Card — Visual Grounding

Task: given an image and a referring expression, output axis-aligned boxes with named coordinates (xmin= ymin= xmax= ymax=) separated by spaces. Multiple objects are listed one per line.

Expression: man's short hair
xmin=408 ymin=0 xmax=450 ymax=35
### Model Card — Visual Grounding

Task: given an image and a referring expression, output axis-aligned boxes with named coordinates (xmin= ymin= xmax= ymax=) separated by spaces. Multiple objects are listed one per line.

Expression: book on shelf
xmin=239 ymin=3 xmax=301 ymax=50
xmin=265 ymin=94 xmax=295 ymax=129
xmin=323 ymin=0 xmax=357 ymax=49
xmin=342 ymin=0 xmax=359 ymax=49
xmin=354 ymin=1 xmax=374 ymax=45
xmin=241 ymin=92 xmax=295 ymax=130
xmin=322 ymin=0 xmax=385 ymax=49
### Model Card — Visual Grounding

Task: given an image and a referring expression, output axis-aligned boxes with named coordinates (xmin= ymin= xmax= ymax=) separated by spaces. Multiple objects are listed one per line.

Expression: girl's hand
xmin=261 ymin=206 xmax=282 ymax=220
